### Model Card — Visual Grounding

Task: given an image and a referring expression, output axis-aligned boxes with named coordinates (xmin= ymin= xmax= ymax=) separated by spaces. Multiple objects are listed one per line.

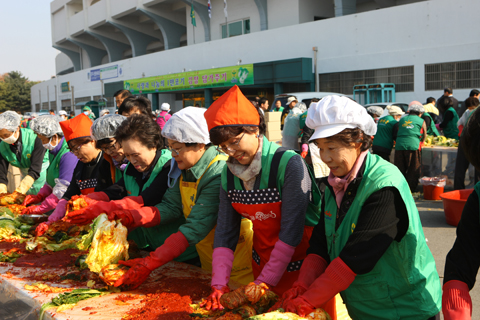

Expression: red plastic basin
xmin=439 ymin=189 xmax=474 ymax=226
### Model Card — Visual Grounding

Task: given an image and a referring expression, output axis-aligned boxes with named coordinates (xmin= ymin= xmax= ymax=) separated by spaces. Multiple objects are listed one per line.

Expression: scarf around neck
xmin=226 ymin=137 xmax=263 ymax=191
xmin=327 ymin=150 xmax=369 ymax=208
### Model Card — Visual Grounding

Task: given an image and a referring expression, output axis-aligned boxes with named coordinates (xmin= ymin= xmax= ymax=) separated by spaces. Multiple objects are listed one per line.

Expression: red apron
xmin=77 ymin=178 xmax=96 ymax=195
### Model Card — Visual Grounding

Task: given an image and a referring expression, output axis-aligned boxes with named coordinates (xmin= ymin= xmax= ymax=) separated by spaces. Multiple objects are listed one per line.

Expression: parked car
xmin=271 ymin=92 xmax=345 ymax=111
xmin=363 ymin=102 xmax=409 ymax=112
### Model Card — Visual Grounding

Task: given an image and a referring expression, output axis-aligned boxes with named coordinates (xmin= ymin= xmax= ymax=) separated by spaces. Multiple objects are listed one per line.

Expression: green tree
xmin=0 ymin=71 xmax=39 ymax=113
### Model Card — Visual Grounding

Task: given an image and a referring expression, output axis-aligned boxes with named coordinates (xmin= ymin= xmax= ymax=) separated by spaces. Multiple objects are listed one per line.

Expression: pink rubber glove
xmin=290 ymin=257 xmax=355 ymax=312
xmin=301 ymin=144 xmax=309 ymax=153
xmin=34 ymin=193 xmax=60 ymax=214
xmin=211 ymin=247 xmax=235 ymax=289
xmin=255 ymin=240 xmax=295 ymax=287
xmin=282 ymin=254 xmax=328 ymax=304
xmin=443 ymin=280 xmax=472 ymax=320
xmin=22 ymin=184 xmax=52 ymax=206
xmin=48 ymin=198 xmax=68 ymax=223
xmin=114 ymin=231 xmax=189 ymax=289
xmin=436 ymin=124 xmax=441 ymax=131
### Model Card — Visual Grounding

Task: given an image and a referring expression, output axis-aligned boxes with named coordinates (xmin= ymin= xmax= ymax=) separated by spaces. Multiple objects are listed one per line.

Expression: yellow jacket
xmin=424 ymin=103 xmax=439 ymax=115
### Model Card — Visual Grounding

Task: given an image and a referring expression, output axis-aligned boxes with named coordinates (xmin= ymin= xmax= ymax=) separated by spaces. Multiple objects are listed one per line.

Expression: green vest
xmin=443 ymin=107 xmax=459 ymax=140
xmin=221 ymin=136 xmax=320 ymax=227
xmin=124 ymin=150 xmax=196 ymax=261
xmin=46 ymin=138 xmax=70 ymax=188
xmin=461 ymin=110 xmax=474 ymax=138
xmin=324 ymin=153 xmax=441 ymax=319
xmin=422 ymin=112 xmax=440 ymax=137
xmin=0 ymin=128 xmax=49 ymax=195
xmin=274 ymin=106 xmax=284 ymax=113
xmin=372 ymin=115 xmax=398 ymax=150
xmin=395 ymin=115 xmax=424 ymax=151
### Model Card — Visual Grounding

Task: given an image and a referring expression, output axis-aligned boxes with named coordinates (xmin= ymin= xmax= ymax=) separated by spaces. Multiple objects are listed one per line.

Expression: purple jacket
xmin=156 ymin=111 xmax=172 ymax=131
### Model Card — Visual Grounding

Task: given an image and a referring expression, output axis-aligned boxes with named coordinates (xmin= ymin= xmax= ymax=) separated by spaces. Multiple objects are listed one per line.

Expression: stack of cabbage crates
xmin=265 ymin=112 xmax=282 ymax=141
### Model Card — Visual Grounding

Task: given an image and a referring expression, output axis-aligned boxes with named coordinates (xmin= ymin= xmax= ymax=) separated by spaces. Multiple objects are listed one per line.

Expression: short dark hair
xmin=444 ymin=87 xmax=453 ymax=94
xmin=209 ymin=106 xmax=266 ymax=145
xmin=114 ymin=114 xmax=162 ymax=150
xmin=470 ymin=89 xmax=480 ymax=97
xmin=118 ymin=96 xmax=153 ymax=117
xmin=49 ymin=109 xmax=55 ymax=113
xmin=426 ymin=97 xmax=436 ymax=104
xmin=462 ymin=108 xmax=480 ymax=171
xmin=326 ymin=128 xmax=372 ymax=152
xmin=113 ymin=89 xmax=133 ymax=100
xmin=258 ymin=98 xmax=268 ymax=106
xmin=95 ymin=138 xmax=113 ymax=149
xmin=465 ymin=97 xmax=480 ymax=109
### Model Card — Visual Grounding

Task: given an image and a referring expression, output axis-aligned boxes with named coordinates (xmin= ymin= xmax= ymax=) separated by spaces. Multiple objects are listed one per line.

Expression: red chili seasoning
xmin=123 ymin=292 xmax=193 ymax=320
xmin=13 ymin=249 xmax=83 ymax=268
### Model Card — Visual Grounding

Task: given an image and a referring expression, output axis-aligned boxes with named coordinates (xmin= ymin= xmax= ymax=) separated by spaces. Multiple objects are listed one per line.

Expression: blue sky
xmin=0 ymin=0 xmax=58 ymax=82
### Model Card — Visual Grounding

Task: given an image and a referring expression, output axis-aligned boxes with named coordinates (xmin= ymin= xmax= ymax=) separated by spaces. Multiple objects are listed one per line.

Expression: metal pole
xmin=47 ymin=86 xmax=51 ymax=111
xmin=100 ymin=80 xmax=104 ymax=100
xmin=71 ymin=86 xmax=75 ymax=114
xmin=313 ymin=47 xmax=319 ymax=92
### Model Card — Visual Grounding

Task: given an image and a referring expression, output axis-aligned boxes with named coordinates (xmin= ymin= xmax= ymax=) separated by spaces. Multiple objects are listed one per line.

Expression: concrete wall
xmin=299 ymin=0 xmax=334 ymax=23
xmin=56 ymin=53 xmax=74 ymax=74
xmin=36 ymin=0 xmax=480 ymax=109
xmin=268 ymin=0 xmax=300 ymax=29
xmin=52 ymin=6 xmax=68 ymax=42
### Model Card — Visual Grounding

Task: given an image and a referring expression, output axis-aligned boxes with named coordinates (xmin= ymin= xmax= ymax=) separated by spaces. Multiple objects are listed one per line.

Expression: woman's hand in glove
xmin=200 ymin=286 xmax=230 ymax=311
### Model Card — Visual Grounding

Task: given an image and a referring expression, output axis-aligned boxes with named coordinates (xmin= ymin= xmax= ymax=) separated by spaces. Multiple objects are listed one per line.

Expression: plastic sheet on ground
xmin=419 ymin=176 xmax=447 ymax=187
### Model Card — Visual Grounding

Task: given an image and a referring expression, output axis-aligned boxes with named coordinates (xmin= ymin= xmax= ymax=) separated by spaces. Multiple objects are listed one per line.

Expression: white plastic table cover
xmin=0 ymin=260 xmax=218 ymax=320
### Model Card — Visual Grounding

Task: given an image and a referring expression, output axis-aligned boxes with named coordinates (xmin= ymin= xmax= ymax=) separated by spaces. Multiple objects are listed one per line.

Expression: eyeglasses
xmin=217 ymin=133 xmax=246 ymax=154
xmin=167 ymin=145 xmax=185 ymax=156
xmin=68 ymin=141 xmax=89 ymax=154
xmin=101 ymin=140 xmax=118 ymax=154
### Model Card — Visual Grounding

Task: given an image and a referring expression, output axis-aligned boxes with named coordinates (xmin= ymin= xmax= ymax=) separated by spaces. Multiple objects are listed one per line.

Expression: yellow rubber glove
xmin=15 ymin=175 xmax=35 ymax=194
xmin=0 ymin=184 xmax=7 ymax=194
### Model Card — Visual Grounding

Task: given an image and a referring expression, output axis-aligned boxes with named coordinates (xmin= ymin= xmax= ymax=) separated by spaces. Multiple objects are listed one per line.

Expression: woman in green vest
xmin=372 ymin=105 xmax=404 ymax=162
xmin=393 ymin=102 xmax=428 ymax=192
xmin=443 ymin=106 xmax=480 ymax=319
xmin=281 ymin=95 xmax=441 ymax=319
xmin=422 ymin=111 xmax=440 ymax=137
xmin=0 ymin=111 xmax=49 ymax=195
xmin=66 ymin=113 xmax=173 ymax=222
xmin=21 ymin=115 xmax=78 ymax=215
xmin=67 ymin=108 xmax=254 ymax=290
xmin=438 ymin=96 xmax=459 ymax=140
xmin=201 ymin=86 xmax=329 ymax=313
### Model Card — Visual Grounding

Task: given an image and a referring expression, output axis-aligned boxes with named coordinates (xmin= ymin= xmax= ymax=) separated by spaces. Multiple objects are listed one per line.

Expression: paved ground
xmin=417 ymin=196 xmax=479 ymax=319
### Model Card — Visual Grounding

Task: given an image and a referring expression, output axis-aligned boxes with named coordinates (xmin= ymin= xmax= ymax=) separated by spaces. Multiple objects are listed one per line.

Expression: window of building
xmin=425 ymin=60 xmax=480 ymax=91
xmin=35 ymin=104 xmax=40 ymax=112
xmin=50 ymin=101 xmax=57 ymax=111
xmin=61 ymin=99 xmax=72 ymax=112
xmin=222 ymin=19 xmax=250 ymax=39
xmin=74 ymin=97 xmax=91 ymax=109
xmin=319 ymin=66 xmax=414 ymax=94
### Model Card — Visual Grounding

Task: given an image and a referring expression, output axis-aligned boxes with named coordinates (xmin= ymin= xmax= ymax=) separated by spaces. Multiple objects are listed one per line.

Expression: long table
xmin=0 ymin=259 xmax=219 ymax=320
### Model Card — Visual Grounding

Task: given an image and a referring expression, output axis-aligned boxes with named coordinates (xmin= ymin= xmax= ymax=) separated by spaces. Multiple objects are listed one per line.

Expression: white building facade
xmin=32 ymin=0 xmax=480 ymax=115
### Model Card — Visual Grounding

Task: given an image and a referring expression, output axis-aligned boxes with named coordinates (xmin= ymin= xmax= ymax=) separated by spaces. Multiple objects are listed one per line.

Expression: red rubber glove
xmin=114 ymin=231 xmax=189 ymax=290
xmin=21 ymin=205 xmax=43 ymax=215
xmin=107 ymin=205 xmax=160 ymax=229
xmin=86 ymin=192 xmax=110 ymax=201
xmin=200 ymin=286 xmax=230 ymax=311
xmin=292 ymin=257 xmax=355 ymax=313
xmin=66 ymin=196 xmax=144 ymax=225
xmin=443 ymin=280 xmax=472 ymax=320
xmin=282 ymin=254 xmax=328 ymax=305
xmin=285 ymin=296 xmax=315 ymax=317
xmin=35 ymin=222 xmax=50 ymax=236
xmin=22 ymin=184 xmax=52 ymax=206
xmin=300 ymin=151 xmax=308 ymax=159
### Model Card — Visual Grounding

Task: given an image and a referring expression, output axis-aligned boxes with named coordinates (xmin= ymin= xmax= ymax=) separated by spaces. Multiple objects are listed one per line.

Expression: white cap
xmin=99 ymin=109 xmax=110 ymax=117
xmin=386 ymin=105 xmax=405 ymax=116
xmin=161 ymin=103 xmax=170 ymax=111
xmin=306 ymin=95 xmax=377 ymax=141
xmin=286 ymin=96 xmax=298 ymax=105
xmin=0 ymin=111 xmax=21 ymax=132
xmin=366 ymin=106 xmax=383 ymax=117
xmin=162 ymin=107 xmax=210 ymax=144
xmin=58 ymin=110 xmax=68 ymax=116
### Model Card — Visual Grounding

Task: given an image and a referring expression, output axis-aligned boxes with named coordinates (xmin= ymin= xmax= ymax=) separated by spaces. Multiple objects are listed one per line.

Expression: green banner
xmin=61 ymin=82 xmax=70 ymax=93
xmin=124 ymin=64 xmax=254 ymax=94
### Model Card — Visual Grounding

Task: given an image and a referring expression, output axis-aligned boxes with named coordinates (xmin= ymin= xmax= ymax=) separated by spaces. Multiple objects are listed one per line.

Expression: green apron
xmin=395 ymin=114 xmax=425 ymax=151
xmin=324 ymin=153 xmax=441 ymax=319
xmin=46 ymin=138 xmax=70 ymax=188
xmin=443 ymin=107 xmax=460 ymax=140
xmin=373 ymin=115 xmax=398 ymax=150
xmin=124 ymin=150 xmax=196 ymax=261
xmin=422 ymin=112 xmax=440 ymax=137
xmin=0 ymin=128 xmax=49 ymax=195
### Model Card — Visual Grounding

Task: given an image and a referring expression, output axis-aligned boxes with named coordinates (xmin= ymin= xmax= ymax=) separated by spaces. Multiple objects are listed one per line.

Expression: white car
xmin=364 ymin=102 xmax=409 ymax=112
xmin=272 ymin=92 xmax=345 ymax=111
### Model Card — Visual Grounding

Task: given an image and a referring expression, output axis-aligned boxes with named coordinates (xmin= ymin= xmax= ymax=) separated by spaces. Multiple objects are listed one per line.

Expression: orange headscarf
xmin=59 ymin=113 xmax=93 ymax=142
